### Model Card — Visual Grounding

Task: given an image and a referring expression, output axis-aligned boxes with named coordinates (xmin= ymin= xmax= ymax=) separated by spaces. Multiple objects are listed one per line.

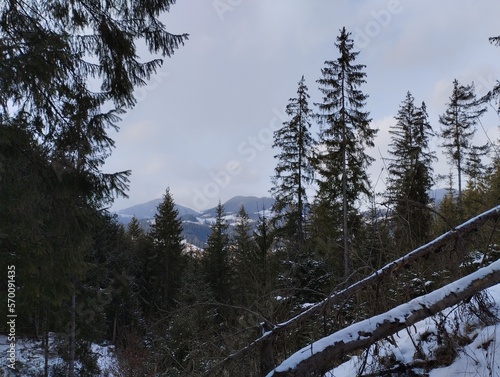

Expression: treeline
xmin=138 ymin=29 xmax=500 ymax=375
xmin=2 ymin=1 xmax=500 ymax=376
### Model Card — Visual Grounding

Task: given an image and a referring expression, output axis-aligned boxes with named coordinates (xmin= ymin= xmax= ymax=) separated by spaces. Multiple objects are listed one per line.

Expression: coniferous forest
xmin=3 ymin=2 xmax=500 ymax=376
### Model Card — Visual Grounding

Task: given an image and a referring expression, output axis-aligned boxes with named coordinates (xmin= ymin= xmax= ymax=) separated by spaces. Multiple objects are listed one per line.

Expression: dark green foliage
xmin=149 ymin=188 xmax=185 ymax=312
xmin=202 ymin=202 xmax=232 ymax=305
xmin=386 ymin=92 xmax=436 ymax=248
xmin=254 ymin=210 xmax=275 ymax=262
xmin=90 ymin=214 xmax=143 ymax=346
xmin=0 ymin=124 xmax=94 ymax=338
xmin=439 ymin=79 xmax=487 ymax=211
xmin=0 ymin=1 xmax=186 ymax=375
xmin=312 ymin=27 xmax=377 ymax=281
xmin=126 ymin=216 xmax=156 ymax=322
xmin=271 ymin=75 xmax=315 ymax=243
xmin=232 ymin=207 xmax=257 ymax=305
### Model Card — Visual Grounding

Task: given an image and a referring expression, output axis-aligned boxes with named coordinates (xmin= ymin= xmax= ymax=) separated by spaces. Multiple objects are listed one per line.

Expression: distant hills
xmin=116 ymin=196 xmax=275 ymax=247
xmin=115 ymin=189 xmax=448 ymax=248
xmin=116 ymin=198 xmax=200 ymax=220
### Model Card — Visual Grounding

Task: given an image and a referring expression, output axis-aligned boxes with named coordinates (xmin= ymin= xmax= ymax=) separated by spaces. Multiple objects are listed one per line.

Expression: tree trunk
xmin=269 ymin=260 xmax=500 ymax=376
xmin=342 ymin=139 xmax=349 ymax=282
xmin=68 ymin=292 xmax=76 ymax=377
xmin=112 ymin=313 xmax=117 ymax=345
xmin=260 ymin=322 xmax=274 ymax=375
xmin=341 ymin=88 xmax=350 ymax=283
xmin=43 ymin=305 xmax=49 ymax=377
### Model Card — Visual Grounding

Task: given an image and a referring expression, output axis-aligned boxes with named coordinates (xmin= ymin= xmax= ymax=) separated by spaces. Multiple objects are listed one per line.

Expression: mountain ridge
xmin=116 ymin=195 xmax=276 ymax=247
xmin=115 ymin=190 xmax=447 ymax=248
xmin=116 ymin=195 xmax=275 ymax=222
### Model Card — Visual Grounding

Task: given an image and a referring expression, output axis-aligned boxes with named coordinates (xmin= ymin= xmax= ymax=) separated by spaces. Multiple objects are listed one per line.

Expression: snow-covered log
xmin=202 ymin=205 xmax=500 ymax=376
xmin=266 ymin=260 xmax=500 ymax=377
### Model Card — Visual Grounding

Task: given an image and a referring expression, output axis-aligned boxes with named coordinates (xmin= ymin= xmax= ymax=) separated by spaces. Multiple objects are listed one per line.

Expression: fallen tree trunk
xmin=202 ymin=205 xmax=500 ymax=377
xmin=267 ymin=259 xmax=500 ymax=376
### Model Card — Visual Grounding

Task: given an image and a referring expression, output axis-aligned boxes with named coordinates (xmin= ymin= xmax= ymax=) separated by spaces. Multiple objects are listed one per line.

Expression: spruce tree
xmin=253 ymin=210 xmax=276 ymax=318
xmin=271 ymin=75 xmax=315 ymax=243
xmin=0 ymin=3 xmax=186 ymax=374
xmin=127 ymin=217 xmax=145 ymax=242
xmin=149 ymin=188 xmax=185 ymax=312
xmin=254 ymin=210 xmax=274 ymax=263
xmin=232 ymin=206 xmax=260 ymax=308
xmin=386 ymin=92 xmax=436 ymax=248
xmin=439 ymin=79 xmax=487 ymax=212
xmin=313 ymin=27 xmax=377 ymax=282
xmin=202 ymin=202 xmax=232 ymax=305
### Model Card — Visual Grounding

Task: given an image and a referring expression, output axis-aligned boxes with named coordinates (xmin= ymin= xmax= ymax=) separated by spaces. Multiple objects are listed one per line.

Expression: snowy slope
xmin=266 ymin=259 xmax=500 ymax=376
xmin=327 ymin=284 xmax=500 ymax=377
xmin=0 ymin=334 xmax=116 ymax=376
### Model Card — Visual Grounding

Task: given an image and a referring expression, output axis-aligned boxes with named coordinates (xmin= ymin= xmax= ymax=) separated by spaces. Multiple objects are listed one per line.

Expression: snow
xmin=0 ymin=334 xmax=117 ymax=376
xmin=267 ymin=260 xmax=500 ymax=376
xmin=327 ymin=307 xmax=500 ymax=377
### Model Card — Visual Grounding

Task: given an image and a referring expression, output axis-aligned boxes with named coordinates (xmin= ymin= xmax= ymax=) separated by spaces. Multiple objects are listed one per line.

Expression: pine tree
xmin=439 ymin=79 xmax=487 ymax=213
xmin=271 ymin=75 xmax=315 ymax=243
xmin=149 ymin=188 xmax=185 ymax=312
xmin=386 ymin=92 xmax=436 ymax=248
xmin=313 ymin=27 xmax=377 ymax=282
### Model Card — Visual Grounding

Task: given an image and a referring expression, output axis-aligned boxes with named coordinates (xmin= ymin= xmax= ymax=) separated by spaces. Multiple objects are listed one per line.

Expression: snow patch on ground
xmin=0 ymin=334 xmax=117 ymax=376
xmin=326 ymin=283 xmax=500 ymax=377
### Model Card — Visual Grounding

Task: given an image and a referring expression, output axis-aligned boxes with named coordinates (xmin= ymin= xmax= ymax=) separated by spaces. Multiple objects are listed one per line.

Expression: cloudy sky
xmin=104 ymin=0 xmax=500 ymax=212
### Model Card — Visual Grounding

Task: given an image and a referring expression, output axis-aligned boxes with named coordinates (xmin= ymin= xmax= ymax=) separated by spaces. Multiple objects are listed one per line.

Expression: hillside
xmin=115 ymin=195 xmax=275 ymax=247
xmin=328 ymin=283 xmax=500 ymax=376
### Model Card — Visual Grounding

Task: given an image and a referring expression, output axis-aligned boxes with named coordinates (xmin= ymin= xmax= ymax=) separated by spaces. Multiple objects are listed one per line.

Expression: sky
xmin=104 ymin=0 xmax=500 ymax=212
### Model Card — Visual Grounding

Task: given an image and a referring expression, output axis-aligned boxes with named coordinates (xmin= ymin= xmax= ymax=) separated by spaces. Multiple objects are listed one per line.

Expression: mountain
xmin=115 ymin=189 xmax=449 ymax=248
xmin=198 ymin=196 xmax=274 ymax=220
xmin=429 ymin=187 xmax=448 ymax=204
xmin=115 ymin=195 xmax=275 ymax=247
xmin=116 ymin=198 xmax=200 ymax=222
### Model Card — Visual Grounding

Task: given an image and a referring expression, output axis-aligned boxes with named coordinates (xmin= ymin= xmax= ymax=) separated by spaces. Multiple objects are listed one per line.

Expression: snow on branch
xmin=267 ymin=260 xmax=500 ymax=377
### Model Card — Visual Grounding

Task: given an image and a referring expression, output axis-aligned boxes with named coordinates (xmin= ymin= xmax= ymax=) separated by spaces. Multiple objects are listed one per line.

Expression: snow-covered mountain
xmin=116 ymin=198 xmax=200 ymax=221
xmin=198 ymin=196 xmax=274 ymax=220
xmin=115 ymin=195 xmax=275 ymax=247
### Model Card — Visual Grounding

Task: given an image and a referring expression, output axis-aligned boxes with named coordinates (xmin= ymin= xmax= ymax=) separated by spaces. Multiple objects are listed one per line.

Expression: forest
xmin=2 ymin=1 xmax=500 ymax=376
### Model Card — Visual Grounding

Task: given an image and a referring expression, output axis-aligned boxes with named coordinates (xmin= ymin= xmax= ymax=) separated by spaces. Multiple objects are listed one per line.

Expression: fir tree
xmin=254 ymin=210 xmax=274 ymax=263
xmin=313 ymin=27 xmax=377 ymax=282
xmin=232 ymin=206 xmax=261 ymax=309
xmin=0 ymin=3 xmax=186 ymax=374
xmin=386 ymin=92 xmax=436 ymax=248
xmin=253 ymin=209 xmax=277 ymax=317
xmin=149 ymin=188 xmax=185 ymax=312
xmin=271 ymin=75 xmax=315 ymax=243
xmin=202 ymin=202 xmax=232 ymax=305
xmin=127 ymin=217 xmax=145 ymax=242
xmin=439 ymin=79 xmax=487 ymax=212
